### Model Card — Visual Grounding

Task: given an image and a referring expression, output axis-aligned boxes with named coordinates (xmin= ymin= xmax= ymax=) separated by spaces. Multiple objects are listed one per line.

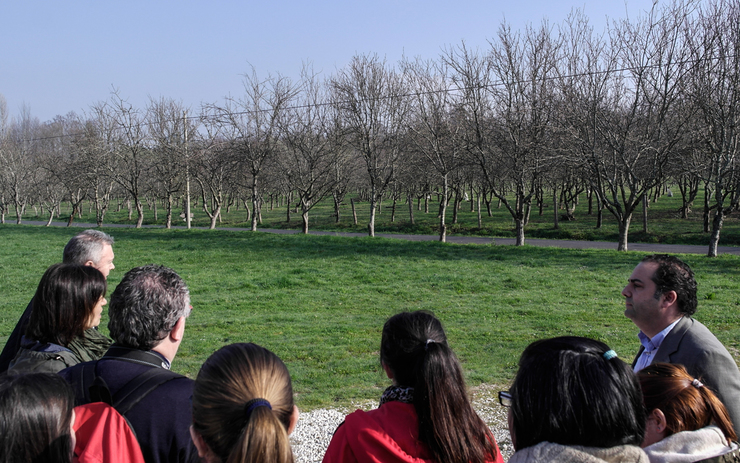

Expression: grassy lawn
xmin=1 ymin=225 xmax=739 ymax=408
xmin=19 ymin=187 xmax=740 ymax=246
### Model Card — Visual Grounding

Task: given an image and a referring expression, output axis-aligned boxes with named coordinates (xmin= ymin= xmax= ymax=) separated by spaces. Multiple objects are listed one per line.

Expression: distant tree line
xmin=1 ymin=0 xmax=739 ymax=256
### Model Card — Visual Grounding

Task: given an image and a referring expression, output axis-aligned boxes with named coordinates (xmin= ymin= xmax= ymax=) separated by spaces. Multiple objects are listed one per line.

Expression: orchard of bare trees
xmin=1 ymin=0 xmax=739 ymax=256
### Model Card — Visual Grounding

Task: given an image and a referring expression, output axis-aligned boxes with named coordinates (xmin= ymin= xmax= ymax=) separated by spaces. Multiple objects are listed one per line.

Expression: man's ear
xmin=661 ymin=290 xmax=678 ymax=308
xmin=287 ymin=405 xmax=299 ymax=435
xmin=170 ymin=316 xmax=186 ymax=343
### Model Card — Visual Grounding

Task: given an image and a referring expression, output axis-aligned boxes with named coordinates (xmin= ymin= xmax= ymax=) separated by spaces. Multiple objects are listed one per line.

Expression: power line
xmin=9 ymin=52 xmax=736 ymax=145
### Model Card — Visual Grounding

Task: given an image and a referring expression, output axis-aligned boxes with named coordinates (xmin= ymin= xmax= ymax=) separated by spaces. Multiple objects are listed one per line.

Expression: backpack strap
xmin=78 ymin=361 xmax=181 ymax=417
xmin=112 ymin=367 xmax=181 ymax=416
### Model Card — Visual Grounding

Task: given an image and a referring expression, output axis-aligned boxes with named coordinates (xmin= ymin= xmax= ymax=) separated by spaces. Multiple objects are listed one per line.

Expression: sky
xmin=0 ymin=1 xmax=658 ymax=124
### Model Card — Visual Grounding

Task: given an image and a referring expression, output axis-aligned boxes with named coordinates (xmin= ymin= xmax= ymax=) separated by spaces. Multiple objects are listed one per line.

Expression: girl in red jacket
xmin=323 ymin=310 xmax=504 ymax=463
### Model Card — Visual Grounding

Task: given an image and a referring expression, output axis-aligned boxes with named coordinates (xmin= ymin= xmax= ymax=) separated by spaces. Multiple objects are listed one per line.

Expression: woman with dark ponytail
xmin=638 ymin=363 xmax=739 ymax=462
xmin=323 ymin=310 xmax=503 ymax=463
xmin=190 ymin=343 xmax=298 ymax=463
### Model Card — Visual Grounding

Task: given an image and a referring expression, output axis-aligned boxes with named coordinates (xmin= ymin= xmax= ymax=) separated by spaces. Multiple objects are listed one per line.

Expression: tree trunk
xmin=209 ymin=207 xmax=220 ymax=229
xmin=553 ymin=186 xmax=559 ymax=230
xmin=439 ymin=176 xmax=448 ymax=243
xmin=515 ymin=218 xmax=525 ymax=246
xmin=333 ymin=193 xmax=341 ymax=223
xmin=166 ymin=194 xmax=173 ymax=229
xmin=243 ymin=198 xmax=251 ymax=222
xmin=302 ymin=209 xmax=309 ymax=234
xmin=703 ymin=185 xmax=712 ymax=233
xmin=642 ymin=194 xmax=648 ymax=234
xmin=135 ymin=200 xmax=144 ymax=228
xmin=477 ymin=192 xmax=482 ymax=228
xmin=251 ymin=179 xmax=259 ymax=232
xmin=708 ymin=209 xmax=724 ymax=257
xmin=367 ymin=185 xmax=378 ymax=237
xmin=407 ymin=194 xmax=415 ymax=225
xmin=617 ymin=215 xmax=632 ymax=251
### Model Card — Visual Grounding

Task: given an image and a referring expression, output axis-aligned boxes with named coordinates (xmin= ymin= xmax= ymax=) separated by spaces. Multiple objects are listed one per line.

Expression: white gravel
xmin=290 ymin=384 xmax=514 ymax=463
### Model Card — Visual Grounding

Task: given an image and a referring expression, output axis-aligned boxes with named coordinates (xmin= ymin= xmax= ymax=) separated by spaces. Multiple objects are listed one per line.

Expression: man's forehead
xmin=630 ymin=261 xmax=658 ymax=279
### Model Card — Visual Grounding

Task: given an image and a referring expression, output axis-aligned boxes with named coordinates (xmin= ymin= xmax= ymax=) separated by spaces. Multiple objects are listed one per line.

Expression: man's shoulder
xmin=673 ymin=317 xmax=725 ymax=348
xmin=59 ymin=357 xmax=192 ymax=388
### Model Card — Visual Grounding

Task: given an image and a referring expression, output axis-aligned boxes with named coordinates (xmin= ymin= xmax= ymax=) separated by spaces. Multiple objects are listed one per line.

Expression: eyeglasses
xmin=498 ymin=391 xmax=512 ymax=407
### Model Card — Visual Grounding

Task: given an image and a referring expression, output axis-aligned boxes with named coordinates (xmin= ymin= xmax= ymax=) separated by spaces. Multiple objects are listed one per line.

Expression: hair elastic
xmin=603 ymin=350 xmax=618 ymax=360
xmin=243 ymin=398 xmax=272 ymax=419
xmin=425 ymin=339 xmax=436 ymax=350
xmin=692 ymin=379 xmax=704 ymax=389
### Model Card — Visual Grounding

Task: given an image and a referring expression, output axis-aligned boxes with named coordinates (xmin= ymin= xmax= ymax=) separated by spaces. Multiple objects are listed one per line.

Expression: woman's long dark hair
xmin=26 ymin=263 xmax=107 ymax=346
xmin=0 ymin=373 xmax=75 ymax=463
xmin=380 ymin=311 xmax=497 ymax=463
xmin=192 ymin=343 xmax=295 ymax=463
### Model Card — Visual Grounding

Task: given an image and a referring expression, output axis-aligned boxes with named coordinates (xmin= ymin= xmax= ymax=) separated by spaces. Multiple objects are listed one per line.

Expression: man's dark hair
xmin=108 ymin=265 xmax=191 ymax=350
xmin=510 ymin=336 xmax=646 ymax=451
xmin=641 ymin=254 xmax=698 ymax=316
xmin=63 ymin=229 xmax=114 ymax=265
xmin=26 ymin=263 xmax=107 ymax=346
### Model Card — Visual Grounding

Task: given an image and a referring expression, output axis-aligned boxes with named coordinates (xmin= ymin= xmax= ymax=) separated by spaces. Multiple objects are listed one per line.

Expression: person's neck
xmin=152 ymin=343 xmax=177 ymax=364
xmin=641 ymin=315 xmax=682 ymax=340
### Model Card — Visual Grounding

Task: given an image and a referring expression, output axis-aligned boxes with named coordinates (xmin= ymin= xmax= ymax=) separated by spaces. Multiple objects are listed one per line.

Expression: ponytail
xmin=227 ymin=406 xmax=293 ymax=463
xmin=697 ymin=383 xmax=736 ymax=443
xmin=192 ymin=343 xmax=295 ymax=463
xmin=638 ymin=362 xmax=737 ymax=444
xmin=381 ymin=311 xmax=498 ymax=463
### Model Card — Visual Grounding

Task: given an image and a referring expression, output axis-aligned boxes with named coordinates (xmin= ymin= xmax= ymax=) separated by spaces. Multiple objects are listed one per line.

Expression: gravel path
xmin=290 ymin=384 xmax=514 ymax=462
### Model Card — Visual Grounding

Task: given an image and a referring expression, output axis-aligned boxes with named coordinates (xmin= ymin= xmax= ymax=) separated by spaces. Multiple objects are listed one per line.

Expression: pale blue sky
xmin=1 ymin=1 xmax=656 ymax=123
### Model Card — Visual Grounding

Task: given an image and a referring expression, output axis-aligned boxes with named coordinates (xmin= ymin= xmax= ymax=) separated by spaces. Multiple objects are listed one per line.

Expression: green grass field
xmin=18 ymin=187 xmax=740 ymax=246
xmin=1 ymin=225 xmax=739 ymax=408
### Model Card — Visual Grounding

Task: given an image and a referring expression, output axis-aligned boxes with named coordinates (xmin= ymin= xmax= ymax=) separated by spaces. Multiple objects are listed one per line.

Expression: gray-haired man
xmin=0 ymin=229 xmax=115 ymax=372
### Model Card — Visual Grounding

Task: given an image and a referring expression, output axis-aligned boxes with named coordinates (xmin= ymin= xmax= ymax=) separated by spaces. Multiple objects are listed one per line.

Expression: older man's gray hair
xmin=63 ymin=230 xmax=114 ymax=265
xmin=108 ymin=265 xmax=191 ymax=351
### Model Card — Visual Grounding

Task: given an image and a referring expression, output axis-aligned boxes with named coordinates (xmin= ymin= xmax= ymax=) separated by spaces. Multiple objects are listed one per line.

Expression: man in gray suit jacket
xmin=623 ymin=254 xmax=740 ymax=429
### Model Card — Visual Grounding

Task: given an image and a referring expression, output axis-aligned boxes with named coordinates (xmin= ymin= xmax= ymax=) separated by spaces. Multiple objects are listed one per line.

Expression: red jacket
xmin=322 ymin=401 xmax=504 ymax=463
xmin=73 ymin=402 xmax=146 ymax=463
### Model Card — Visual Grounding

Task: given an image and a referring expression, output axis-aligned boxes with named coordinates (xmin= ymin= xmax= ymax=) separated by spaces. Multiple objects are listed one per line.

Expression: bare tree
xmin=148 ymin=98 xmax=197 ymax=228
xmin=331 ymin=54 xmax=409 ymax=237
xmin=562 ymin=4 xmax=694 ymax=250
xmin=0 ymin=105 xmax=40 ymax=224
xmin=102 ymin=91 xmax=151 ymax=228
xmin=448 ymin=21 xmax=561 ymax=246
xmin=402 ymin=57 xmax=464 ymax=242
xmin=278 ymin=68 xmax=340 ymax=233
xmin=206 ymin=69 xmax=295 ymax=231
xmin=686 ymin=0 xmax=740 ymax=256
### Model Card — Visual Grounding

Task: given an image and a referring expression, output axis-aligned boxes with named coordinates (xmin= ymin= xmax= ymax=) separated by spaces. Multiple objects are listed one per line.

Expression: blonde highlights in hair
xmin=192 ymin=343 xmax=295 ymax=463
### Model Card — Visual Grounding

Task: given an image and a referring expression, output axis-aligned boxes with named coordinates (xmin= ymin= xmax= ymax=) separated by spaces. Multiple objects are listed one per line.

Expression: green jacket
xmin=7 ymin=341 xmax=79 ymax=375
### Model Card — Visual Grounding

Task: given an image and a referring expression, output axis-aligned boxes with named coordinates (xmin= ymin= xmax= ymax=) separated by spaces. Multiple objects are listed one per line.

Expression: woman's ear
xmin=190 ymin=426 xmax=217 ymax=462
xmin=382 ymin=362 xmax=394 ymax=380
xmin=652 ymin=408 xmax=667 ymax=433
xmin=288 ymin=405 xmax=300 ymax=435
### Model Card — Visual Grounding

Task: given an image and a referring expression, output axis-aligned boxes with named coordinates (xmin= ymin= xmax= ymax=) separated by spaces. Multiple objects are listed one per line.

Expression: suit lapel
xmin=653 ymin=317 xmax=690 ymax=364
